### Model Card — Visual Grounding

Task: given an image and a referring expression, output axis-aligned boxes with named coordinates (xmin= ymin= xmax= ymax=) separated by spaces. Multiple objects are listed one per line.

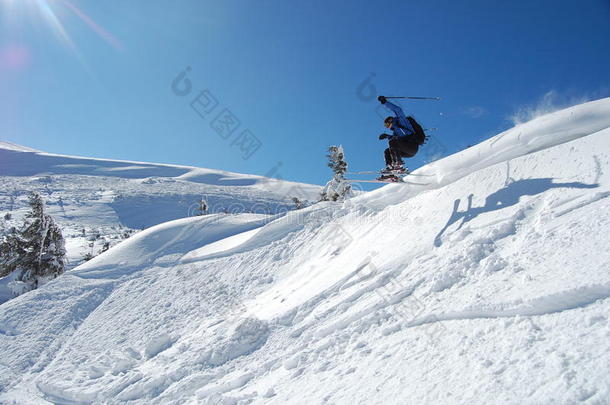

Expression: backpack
xmin=406 ymin=116 xmax=427 ymax=145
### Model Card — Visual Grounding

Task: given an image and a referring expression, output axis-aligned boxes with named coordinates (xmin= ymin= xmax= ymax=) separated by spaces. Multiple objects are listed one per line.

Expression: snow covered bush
xmin=320 ymin=145 xmax=352 ymax=202
xmin=197 ymin=198 xmax=208 ymax=215
xmin=292 ymin=197 xmax=304 ymax=209
xmin=0 ymin=192 xmax=66 ymax=295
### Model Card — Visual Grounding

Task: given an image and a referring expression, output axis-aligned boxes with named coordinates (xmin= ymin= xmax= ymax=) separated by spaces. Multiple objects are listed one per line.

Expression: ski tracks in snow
xmin=406 ymin=282 xmax=610 ymax=329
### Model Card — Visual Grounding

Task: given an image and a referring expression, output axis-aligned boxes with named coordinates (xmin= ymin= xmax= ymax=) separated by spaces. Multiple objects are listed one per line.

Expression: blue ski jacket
xmin=384 ymin=101 xmax=415 ymax=138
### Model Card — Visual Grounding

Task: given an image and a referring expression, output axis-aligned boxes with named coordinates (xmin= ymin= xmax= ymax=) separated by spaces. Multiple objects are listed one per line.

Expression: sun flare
xmin=1 ymin=0 xmax=123 ymax=52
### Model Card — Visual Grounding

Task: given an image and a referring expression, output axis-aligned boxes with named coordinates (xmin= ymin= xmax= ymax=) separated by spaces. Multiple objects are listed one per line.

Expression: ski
xmin=348 ymin=170 xmax=404 ymax=175
xmin=347 ymin=171 xmax=431 ymax=177
xmin=347 ymin=179 xmax=429 ymax=185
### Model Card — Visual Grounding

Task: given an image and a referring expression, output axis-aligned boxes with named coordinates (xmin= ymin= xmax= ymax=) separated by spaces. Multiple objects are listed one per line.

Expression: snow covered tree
xmin=292 ymin=197 xmax=304 ymax=210
xmin=0 ymin=226 xmax=19 ymax=278
xmin=197 ymin=198 xmax=208 ymax=215
xmin=320 ymin=145 xmax=352 ymax=202
xmin=0 ymin=192 xmax=66 ymax=295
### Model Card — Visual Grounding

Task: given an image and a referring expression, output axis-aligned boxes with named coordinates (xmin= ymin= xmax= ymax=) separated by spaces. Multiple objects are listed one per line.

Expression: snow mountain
xmin=0 ymin=144 xmax=321 ymax=298
xmin=1 ymin=98 xmax=610 ymax=404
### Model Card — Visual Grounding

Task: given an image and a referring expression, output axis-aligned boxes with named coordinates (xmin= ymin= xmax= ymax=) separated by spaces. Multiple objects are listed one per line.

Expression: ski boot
xmin=378 ymin=163 xmax=408 ymax=180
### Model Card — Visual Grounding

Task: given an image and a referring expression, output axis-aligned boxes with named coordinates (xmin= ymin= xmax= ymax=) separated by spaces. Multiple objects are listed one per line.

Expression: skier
xmin=377 ymin=95 xmax=426 ymax=177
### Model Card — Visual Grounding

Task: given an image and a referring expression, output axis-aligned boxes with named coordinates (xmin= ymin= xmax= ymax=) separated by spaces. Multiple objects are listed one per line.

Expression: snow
xmin=0 ymin=142 xmax=41 ymax=153
xmin=0 ymin=144 xmax=321 ymax=300
xmin=1 ymin=98 xmax=610 ymax=404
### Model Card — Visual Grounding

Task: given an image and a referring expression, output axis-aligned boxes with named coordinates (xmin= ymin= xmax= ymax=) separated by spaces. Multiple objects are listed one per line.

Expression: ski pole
xmin=385 ymin=96 xmax=441 ymax=101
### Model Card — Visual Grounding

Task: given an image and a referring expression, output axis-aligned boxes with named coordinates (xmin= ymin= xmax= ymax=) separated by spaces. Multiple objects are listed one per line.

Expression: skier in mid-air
xmin=377 ymin=95 xmax=426 ymax=179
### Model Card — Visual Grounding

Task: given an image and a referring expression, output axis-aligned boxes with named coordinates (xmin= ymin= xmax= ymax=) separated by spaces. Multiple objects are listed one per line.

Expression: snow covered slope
xmin=1 ymin=98 xmax=610 ymax=404
xmin=0 ymin=142 xmax=320 ymax=225
xmin=0 ymin=143 xmax=320 ymax=281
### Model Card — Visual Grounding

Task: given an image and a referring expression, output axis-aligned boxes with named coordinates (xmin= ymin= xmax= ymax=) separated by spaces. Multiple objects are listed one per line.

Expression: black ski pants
xmin=384 ymin=136 xmax=419 ymax=165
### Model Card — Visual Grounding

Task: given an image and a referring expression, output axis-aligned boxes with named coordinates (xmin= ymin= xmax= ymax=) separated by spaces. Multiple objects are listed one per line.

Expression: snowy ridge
xmin=72 ymin=214 xmax=274 ymax=280
xmin=0 ymin=143 xmax=316 ymax=190
xmin=0 ymin=142 xmax=41 ymax=153
xmin=0 ymin=99 xmax=610 ymax=404
xmin=0 ymin=142 xmax=321 ymax=280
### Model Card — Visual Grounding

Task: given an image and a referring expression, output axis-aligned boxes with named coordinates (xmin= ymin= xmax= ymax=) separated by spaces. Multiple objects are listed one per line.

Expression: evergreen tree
xmin=0 ymin=226 xmax=19 ymax=278
xmin=0 ymin=192 xmax=66 ymax=294
xmin=197 ymin=198 xmax=208 ymax=215
xmin=320 ymin=145 xmax=353 ymax=202
xmin=292 ymin=197 xmax=304 ymax=210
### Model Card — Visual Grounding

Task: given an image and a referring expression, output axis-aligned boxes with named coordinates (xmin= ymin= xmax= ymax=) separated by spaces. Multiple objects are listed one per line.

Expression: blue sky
xmin=1 ymin=0 xmax=609 ymax=188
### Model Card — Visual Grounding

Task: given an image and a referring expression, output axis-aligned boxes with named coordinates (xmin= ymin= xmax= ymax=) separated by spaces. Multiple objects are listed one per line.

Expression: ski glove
xmin=378 ymin=96 xmax=387 ymax=104
xmin=379 ymin=133 xmax=390 ymax=140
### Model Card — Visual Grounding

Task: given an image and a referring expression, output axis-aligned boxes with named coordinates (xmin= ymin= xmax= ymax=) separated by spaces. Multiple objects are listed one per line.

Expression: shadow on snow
xmin=434 ymin=178 xmax=598 ymax=247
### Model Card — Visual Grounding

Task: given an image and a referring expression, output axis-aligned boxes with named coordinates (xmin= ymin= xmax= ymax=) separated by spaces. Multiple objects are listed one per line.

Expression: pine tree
xmin=292 ymin=197 xmax=304 ymax=210
xmin=197 ymin=198 xmax=208 ymax=215
xmin=0 ymin=192 xmax=66 ymax=294
xmin=320 ymin=145 xmax=353 ymax=202
xmin=0 ymin=226 xmax=20 ymax=278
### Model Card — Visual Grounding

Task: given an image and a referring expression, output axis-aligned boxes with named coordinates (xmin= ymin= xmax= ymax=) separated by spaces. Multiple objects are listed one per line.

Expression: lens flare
xmin=0 ymin=44 xmax=32 ymax=71
xmin=34 ymin=0 xmax=78 ymax=51
xmin=61 ymin=0 xmax=124 ymax=51
xmin=1 ymin=0 xmax=124 ymax=52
